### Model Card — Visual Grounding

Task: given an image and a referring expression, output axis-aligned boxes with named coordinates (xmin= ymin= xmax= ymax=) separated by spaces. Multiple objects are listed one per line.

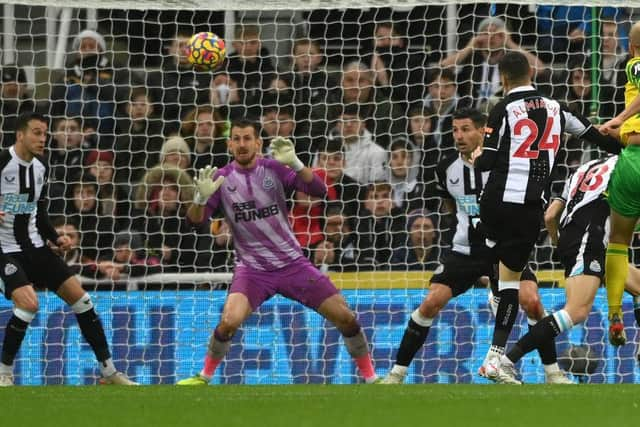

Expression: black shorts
xmin=488 ymin=264 xmax=538 ymax=295
xmin=0 ymin=246 xmax=74 ymax=300
xmin=557 ymin=200 xmax=609 ymax=281
xmin=431 ymin=251 xmax=495 ymax=297
xmin=480 ymin=199 xmax=542 ymax=272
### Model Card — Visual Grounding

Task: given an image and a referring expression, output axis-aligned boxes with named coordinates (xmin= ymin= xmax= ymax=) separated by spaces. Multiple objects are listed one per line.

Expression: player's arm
xmin=36 ymin=198 xmax=60 ymax=244
xmin=601 ymin=58 xmax=640 ymax=133
xmin=434 ymin=158 xmax=456 ymax=214
xmin=473 ymin=107 xmax=504 ymax=171
xmin=271 ymin=137 xmax=327 ymax=196
xmin=187 ymin=166 xmax=224 ymax=224
xmin=544 ymin=198 xmax=565 ymax=246
xmin=562 ymin=105 xmax=623 ymax=154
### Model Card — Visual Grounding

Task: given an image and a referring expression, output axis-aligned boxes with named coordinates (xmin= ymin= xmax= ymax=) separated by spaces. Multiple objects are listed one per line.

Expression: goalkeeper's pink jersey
xmin=203 ymin=157 xmax=326 ymax=271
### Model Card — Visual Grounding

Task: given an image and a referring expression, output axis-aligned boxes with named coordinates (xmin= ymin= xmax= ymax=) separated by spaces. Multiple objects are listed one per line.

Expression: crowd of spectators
xmin=0 ymin=7 xmax=634 ymax=280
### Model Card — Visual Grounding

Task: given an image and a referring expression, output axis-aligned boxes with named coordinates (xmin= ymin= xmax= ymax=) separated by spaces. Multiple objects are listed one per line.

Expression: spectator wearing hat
xmin=0 ymin=64 xmax=35 ymax=148
xmin=331 ymin=104 xmax=387 ymax=185
xmin=391 ymin=209 xmax=440 ymax=271
xmin=49 ymin=29 xmax=118 ymax=147
xmin=180 ymin=105 xmax=228 ymax=171
xmin=85 ymin=150 xmax=131 ymax=231
xmin=158 ymin=136 xmax=192 ymax=174
xmin=113 ymin=87 xmax=164 ymax=185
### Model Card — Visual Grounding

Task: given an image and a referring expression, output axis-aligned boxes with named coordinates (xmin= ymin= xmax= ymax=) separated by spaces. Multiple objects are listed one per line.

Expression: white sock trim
xmin=553 ymin=309 xmax=574 ymax=332
xmin=498 ymin=280 xmax=520 ymax=291
xmin=411 ymin=309 xmax=433 ymax=327
xmin=0 ymin=362 xmax=13 ymax=374
xmin=527 ymin=317 xmax=537 ymax=326
xmin=543 ymin=363 xmax=560 ymax=374
xmin=13 ymin=307 xmax=36 ymax=323
xmin=391 ymin=365 xmax=408 ymax=376
xmin=100 ymin=358 xmax=116 ymax=377
xmin=70 ymin=294 xmax=94 ymax=314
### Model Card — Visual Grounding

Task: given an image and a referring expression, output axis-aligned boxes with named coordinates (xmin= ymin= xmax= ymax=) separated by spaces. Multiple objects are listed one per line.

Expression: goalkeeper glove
xmin=271 ymin=137 xmax=304 ymax=172
xmin=193 ymin=165 xmax=225 ymax=205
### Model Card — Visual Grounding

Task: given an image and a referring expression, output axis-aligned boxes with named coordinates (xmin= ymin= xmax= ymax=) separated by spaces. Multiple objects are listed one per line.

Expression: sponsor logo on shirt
xmin=456 ymin=194 xmax=480 ymax=216
xmin=232 ymin=200 xmax=280 ymax=222
xmin=2 ymin=193 xmax=36 ymax=215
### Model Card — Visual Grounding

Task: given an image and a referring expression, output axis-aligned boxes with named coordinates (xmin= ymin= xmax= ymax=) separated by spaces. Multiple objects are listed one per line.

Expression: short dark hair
xmin=16 ymin=112 xmax=48 ymax=133
xmin=452 ymin=108 xmax=487 ymax=129
xmin=498 ymin=51 xmax=531 ymax=84
xmin=340 ymin=103 xmax=363 ymax=119
xmin=408 ymin=104 xmax=435 ymax=118
xmin=432 ymin=68 xmax=456 ymax=84
xmin=51 ymin=216 xmax=79 ymax=230
xmin=390 ymin=136 xmax=412 ymax=153
xmin=230 ymin=118 xmax=261 ymax=138
xmin=318 ymin=137 xmax=344 ymax=155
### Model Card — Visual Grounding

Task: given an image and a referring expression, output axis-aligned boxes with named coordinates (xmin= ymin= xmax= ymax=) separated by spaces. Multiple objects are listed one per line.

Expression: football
xmin=187 ymin=32 xmax=226 ymax=71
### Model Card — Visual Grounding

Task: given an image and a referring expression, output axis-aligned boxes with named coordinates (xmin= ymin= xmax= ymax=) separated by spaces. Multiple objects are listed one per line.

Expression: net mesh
xmin=0 ymin=2 xmax=637 ymax=383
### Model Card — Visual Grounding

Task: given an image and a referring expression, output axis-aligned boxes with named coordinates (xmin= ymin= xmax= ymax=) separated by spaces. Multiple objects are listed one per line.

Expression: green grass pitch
xmin=2 ymin=385 xmax=638 ymax=427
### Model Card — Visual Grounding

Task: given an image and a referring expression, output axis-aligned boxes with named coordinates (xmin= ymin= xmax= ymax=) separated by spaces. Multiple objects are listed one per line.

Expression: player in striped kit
xmin=177 ymin=119 xmax=377 ymax=385
xmin=382 ymin=108 xmax=570 ymax=384
xmin=0 ymin=112 xmax=136 ymax=386
xmin=492 ymin=155 xmax=640 ymax=382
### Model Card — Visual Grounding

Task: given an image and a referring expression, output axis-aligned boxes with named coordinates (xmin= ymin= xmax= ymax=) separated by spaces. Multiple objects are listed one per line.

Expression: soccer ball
xmin=187 ymin=32 xmax=226 ymax=71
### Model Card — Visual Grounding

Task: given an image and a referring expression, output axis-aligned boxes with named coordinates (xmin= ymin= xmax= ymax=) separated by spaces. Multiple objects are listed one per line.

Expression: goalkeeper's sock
xmin=1 ymin=309 xmax=34 ymax=366
xmin=529 ymin=316 xmax=557 ymax=366
xmin=633 ymin=296 xmax=640 ymax=327
xmin=491 ymin=286 xmax=519 ymax=348
xmin=200 ymin=328 xmax=231 ymax=380
xmin=395 ymin=309 xmax=432 ymax=367
xmin=506 ymin=310 xmax=572 ymax=363
xmin=606 ymin=243 xmax=629 ymax=320
xmin=72 ymin=296 xmax=111 ymax=363
xmin=99 ymin=358 xmax=117 ymax=378
xmin=342 ymin=326 xmax=376 ymax=382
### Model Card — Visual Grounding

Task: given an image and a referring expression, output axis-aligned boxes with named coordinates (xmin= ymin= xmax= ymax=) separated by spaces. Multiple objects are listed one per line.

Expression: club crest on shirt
xmin=4 ymin=263 xmax=17 ymax=276
xmin=263 ymin=175 xmax=275 ymax=190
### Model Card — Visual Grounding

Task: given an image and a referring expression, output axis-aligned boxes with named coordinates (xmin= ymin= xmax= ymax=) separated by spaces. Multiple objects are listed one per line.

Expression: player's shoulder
xmin=436 ymin=152 xmax=459 ymax=174
xmin=0 ymin=149 xmax=12 ymax=166
xmin=216 ymin=162 xmax=235 ymax=178
xmin=626 ymin=56 xmax=640 ymax=79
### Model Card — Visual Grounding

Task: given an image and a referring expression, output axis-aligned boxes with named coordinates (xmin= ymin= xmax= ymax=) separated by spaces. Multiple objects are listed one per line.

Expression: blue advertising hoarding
xmin=0 ymin=289 xmax=637 ymax=384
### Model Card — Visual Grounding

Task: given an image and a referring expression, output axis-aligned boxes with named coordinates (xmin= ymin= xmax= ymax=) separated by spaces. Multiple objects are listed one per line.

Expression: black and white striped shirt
xmin=436 ymin=154 xmax=490 ymax=256
xmin=0 ymin=146 xmax=58 ymax=253
xmin=476 ymin=85 xmax=620 ymax=205
xmin=557 ymin=155 xmax=618 ymax=227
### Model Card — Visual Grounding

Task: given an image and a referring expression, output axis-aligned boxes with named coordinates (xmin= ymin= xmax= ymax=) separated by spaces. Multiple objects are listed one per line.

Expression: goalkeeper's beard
xmin=234 ymin=150 xmax=257 ymax=167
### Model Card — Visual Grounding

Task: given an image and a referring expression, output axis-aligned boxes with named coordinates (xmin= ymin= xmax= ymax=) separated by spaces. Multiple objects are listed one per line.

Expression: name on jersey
xmin=456 ymin=195 xmax=480 ymax=216
xmin=512 ymin=98 xmax=559 ymax=118
xmin=232 ymin=200 xmax=280 ymax=223
xmin=2 ymin=193 xmax=36 ymax=215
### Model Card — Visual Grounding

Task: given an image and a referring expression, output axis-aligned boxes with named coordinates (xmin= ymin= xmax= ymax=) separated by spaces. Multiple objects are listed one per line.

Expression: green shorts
xmin=608 ymin=144 xmax=640 ymax=217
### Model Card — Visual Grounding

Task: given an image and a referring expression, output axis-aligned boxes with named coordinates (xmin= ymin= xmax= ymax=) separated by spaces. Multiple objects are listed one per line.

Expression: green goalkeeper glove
xmin=271 ymin=137 xmax=304 ymax=172
xmin=193 ymin=165 xmax=225 ymax=205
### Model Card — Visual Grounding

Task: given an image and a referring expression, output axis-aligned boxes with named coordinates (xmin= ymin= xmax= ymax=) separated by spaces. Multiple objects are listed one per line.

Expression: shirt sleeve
xmin=434 ymin=159 xmax=453 ymax=199
xmin=474 ymin=107 xmax=504 ymax=171
xmin=626 ymin=57 xmax=640 ymax=91
xmin=35 ymin=173 xmax=59 ymax=243
xmin=273 ymin=160 xmax=327 ymax=197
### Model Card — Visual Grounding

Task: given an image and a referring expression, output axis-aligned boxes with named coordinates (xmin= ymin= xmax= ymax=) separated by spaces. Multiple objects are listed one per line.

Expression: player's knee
xmin=12 ymin=287 xmax=39 ymax=314
xmin=333 ymin=307 xmax=358 ymax=332
xmin=519 ymin=292 xmax=543 ymax=320
xmin=218 ymin=314 xmax=243 ymax=336
xmin=420 ymin=287 xmax=450 ymax=318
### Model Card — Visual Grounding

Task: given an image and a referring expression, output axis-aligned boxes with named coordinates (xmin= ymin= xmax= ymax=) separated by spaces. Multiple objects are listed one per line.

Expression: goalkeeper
xmin=599 ymin=21 xmax=640 ymax=345
xmin=177 ymin=119 xmax=378 ymax=385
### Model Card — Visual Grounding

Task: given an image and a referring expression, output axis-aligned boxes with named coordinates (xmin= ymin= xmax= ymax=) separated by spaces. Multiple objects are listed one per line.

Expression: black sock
xmin=531 ymin=321 xmax=557 ymax=365
xmin=1 ymin=315 xmax=29 ymax=366
xmin=507 ymin=315 xmax=562 ymax=363
xmin=491 ymin=289 xmax=519 ymax=348
xmin=75 ymin=308 xmax=111 ymax=362
xmin=395 ymin=318 xmax=430 ymax=367
xmin=634 ymin=306 xmax=640 ymax=328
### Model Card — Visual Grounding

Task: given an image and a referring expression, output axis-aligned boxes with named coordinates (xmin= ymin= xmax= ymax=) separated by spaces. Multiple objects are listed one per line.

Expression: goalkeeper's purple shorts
xmin=229 ymin=258 xmax=339 ymax=311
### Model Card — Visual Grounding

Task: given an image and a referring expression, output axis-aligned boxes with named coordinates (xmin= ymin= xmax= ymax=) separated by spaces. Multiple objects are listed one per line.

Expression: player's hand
xmin=271 ymin=137 xmax=305 ymax=172
xmin=600 ymin=116 xmax=624 ymax=135
xmin=193 ymin=166 xmax=225 ymax=205
xmin=56 ymin=235 xmax=72 ymax=251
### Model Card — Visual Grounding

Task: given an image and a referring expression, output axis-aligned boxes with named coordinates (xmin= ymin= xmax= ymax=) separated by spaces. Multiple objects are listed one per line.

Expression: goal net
xmin=0 ymin=0 xmax=638 ymax=384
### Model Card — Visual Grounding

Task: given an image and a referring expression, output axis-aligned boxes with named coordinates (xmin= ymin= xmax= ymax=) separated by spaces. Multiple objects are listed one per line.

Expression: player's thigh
xmin=608 ymin=145 xmax=640 ymax=220
xmin=0 ymin=254 xmax=33 ymax=305
xmin=608 ymin=209 xmax=637 ymax=245
xmin=228 ymin=264 xmax=277 ymax=312
xmin=26 ymin=247 xmax=74 ymax=295
xmin=430 ymin=252 xmax=491 ymax=299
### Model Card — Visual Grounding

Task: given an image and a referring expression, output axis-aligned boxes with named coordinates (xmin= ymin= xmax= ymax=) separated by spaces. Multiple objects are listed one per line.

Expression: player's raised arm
xmin=561 ymin=105 xmax=623 ymax=154
xmin=187 ymin=165 xmax=224 ymax=224
xmin=271 ymin=136 xmax=327 ymax=196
